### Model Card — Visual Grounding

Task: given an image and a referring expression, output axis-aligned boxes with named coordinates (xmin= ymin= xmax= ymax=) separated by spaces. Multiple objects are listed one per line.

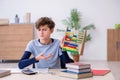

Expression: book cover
xmin=0 ymin=70 xmax=11 ymax=78
xmin=92 ymin=69 xmax=111 ymax=76
xmin=66 ymin=62 xmax=91 ymax=69
xmin=67 ymin=68 xmax=91 ymax=73
xmin=59 ymin=70 xmax=93 ymax=79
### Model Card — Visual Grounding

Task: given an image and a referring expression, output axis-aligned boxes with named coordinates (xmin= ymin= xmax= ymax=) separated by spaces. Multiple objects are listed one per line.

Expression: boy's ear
xmin=51 ymin=28 xmax=54 ymax=33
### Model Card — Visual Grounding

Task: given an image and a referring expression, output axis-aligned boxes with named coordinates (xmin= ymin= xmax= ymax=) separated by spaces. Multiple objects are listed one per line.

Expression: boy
xmin=18 ymin=17 xmax=73 ymax=69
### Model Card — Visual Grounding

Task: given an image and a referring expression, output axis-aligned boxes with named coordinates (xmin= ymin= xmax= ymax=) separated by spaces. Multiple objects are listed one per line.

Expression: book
xmin=59 ymin=70 xmax=93 ymax=79
xmin=67 ymin=68 xmax=91 ymax=73
xmin=66 ymin=62 xmax=91 ymax=69
xmin=92 ymin=69 xmax=111 ymax=76
xmin=0 ymin=70 xmax=11 ymax=78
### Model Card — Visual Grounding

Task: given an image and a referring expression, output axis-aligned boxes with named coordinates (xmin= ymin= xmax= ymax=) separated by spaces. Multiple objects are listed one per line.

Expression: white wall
xmin=0 ymin=0 xmax=120 ymax=60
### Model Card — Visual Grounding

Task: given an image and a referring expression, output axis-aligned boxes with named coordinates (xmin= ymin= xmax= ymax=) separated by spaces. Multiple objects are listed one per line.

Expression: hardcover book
xmin=67 ymin=68 xmax=91 ymax=73
xmin=59 ymin=70 xmax=93 ymax=79
xmin=0 ymin=70 xmax=11 ymax=78
xmin=66 ymin=62 xmax=91 ymax=69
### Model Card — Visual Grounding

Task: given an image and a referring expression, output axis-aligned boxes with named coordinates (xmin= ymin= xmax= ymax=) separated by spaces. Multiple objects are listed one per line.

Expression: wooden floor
xmin=0 ymin=60 xmax=120 ymax=80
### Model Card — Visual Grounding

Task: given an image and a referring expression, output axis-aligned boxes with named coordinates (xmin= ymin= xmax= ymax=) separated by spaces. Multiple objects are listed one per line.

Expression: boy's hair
xmin=35 ymin=17 xmax=55 ymax=30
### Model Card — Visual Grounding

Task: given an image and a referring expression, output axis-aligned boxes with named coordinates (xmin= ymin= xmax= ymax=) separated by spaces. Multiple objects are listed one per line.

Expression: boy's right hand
xmin=35 ymin=53 xmax=53 ymax=61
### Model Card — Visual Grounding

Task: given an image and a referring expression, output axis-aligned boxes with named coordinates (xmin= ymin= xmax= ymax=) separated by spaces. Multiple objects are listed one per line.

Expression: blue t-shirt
xmin=25 ymin=38 xmax=62 ymax=68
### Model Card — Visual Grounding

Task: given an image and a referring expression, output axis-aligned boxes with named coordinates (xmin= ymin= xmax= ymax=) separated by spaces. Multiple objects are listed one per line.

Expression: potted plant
xmin=62 ymin=9 xmax=96 ymax=42
xmin=115 ymin=24 xmax=120 ymax=29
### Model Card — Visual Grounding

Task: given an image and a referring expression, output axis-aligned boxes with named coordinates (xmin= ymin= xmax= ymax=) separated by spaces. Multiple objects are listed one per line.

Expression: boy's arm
xmin=60 ymin=51 xmax=74 ymax=69
xmin=18 ymin=51 xmax=37 ymax=69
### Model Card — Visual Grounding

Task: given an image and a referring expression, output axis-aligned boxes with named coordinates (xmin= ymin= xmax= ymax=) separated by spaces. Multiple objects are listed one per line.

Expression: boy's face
xmin=37 ymin=25 xmax=54 ymax=40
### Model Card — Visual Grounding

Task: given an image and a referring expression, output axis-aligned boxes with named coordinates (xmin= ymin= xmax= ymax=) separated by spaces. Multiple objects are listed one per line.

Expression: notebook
xmin=92 ymin=69 xmax=110 ymax=76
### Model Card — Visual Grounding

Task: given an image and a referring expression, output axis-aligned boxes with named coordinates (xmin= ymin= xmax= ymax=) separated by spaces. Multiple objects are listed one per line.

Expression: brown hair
xmin=35 ymin=17 xmax=55 ymax=30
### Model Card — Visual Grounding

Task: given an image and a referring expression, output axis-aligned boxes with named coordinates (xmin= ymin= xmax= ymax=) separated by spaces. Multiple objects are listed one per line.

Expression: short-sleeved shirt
xmin=25 ymin=38 xmax=62 ymax=68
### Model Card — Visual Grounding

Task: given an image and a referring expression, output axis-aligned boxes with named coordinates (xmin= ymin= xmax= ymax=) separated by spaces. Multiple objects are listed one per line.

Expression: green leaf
xmin=62 ymin=19 xmax=69 ymax=27
xmin=82 ymin=24 xmax=95 ymax=31
xmin=86 ymin=34 xmax=91 ymax=42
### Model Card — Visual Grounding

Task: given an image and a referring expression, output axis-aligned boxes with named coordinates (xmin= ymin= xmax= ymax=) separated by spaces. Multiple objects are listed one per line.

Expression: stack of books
xmin=59 ymin=62 xmax=93 ymax=79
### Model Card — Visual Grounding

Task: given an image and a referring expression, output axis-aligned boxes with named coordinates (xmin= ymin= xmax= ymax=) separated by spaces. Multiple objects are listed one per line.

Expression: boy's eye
xmin=42 ymin=29 xmax=46 ymax=31
xmin=38 ymin=29 xmax=41 ymax=31
xmin=38 ymin=29 xmax=47 ymax=31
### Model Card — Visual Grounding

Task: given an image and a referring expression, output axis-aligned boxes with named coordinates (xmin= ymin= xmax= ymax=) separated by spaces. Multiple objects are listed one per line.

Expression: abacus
xmin=62 ymin=27 xmax=87 ymax=56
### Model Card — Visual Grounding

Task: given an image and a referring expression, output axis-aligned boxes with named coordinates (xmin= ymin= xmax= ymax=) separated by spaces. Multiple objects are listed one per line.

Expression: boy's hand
xmin=35 ymin=53 xmax=53 ymax=61
xmin=60 ymin=37 xmax=65 ymax=48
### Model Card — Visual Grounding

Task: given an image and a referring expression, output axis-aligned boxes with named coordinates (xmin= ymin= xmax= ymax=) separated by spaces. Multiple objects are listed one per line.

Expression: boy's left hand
xmin=35 ymin=53 xmax=53 ymax=61
xmin=60 ymin=37 xmax=65 ymax=48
